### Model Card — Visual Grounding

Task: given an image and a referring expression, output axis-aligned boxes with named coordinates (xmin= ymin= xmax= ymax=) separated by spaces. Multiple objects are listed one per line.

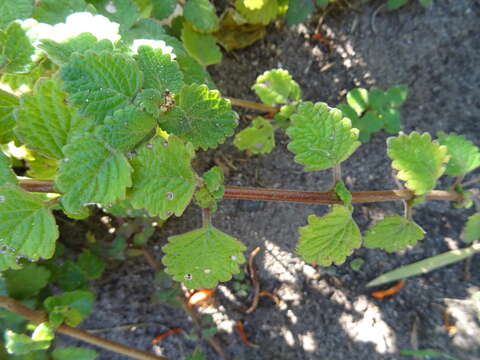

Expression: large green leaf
xmin=61 ymin=50 xmax=143 ymax=123
xmin=32 ymin=0 xmax=90 ymax=24
xmin=286 ymin=102 xmax=360 ymax=171
xmin=184 ymin=0 xmax=219 ymax=33
xmin=134 ymin=45 xmax=184 ymax=93
xmin=95 ymin=106 xmax=156 ymax=152
xmin=0 ymin=185 xmax=58 ymax=264
xmin=233 ymin=116 xmax=275 ymax=154
xmin=0 ymin=88 xmax=18 ymax=142
xmin=44 ymin=290 xmax=94 ymax=327
xmin=437 ymin=132 xmax=480 ymax=176
xmin=364 ymin=216 xmax=425 ymax=252
xmin=163 ymin=225 xmax=246 ymax=289
xmin=181 ymin=23 xmax=222 ymax=66
xmin=0 ymin=0 xmax=34 ymax=28
xmin=297 ymin=205 xmax=361 ymax=266
xmin=160 ymin=84 xmax=238 ymax=150
xmin=4 ymin=264 xmax=51 ymax=299
xmin=387 ymin=132 xmax=449 ymax=195
xmin=52 ymin=347 xmax=98 ymax=360
xmin=129 ymin=136 xmax=197 ymax=218
xmin=0 ymin=22 xmax=35 ymax=73
xmin=177 ymin=56 xmax=216 ymax=89
xmin=463 ymin=213 xmax=480 ymax=244
xmin=15 ymin=77 xmax=93 ymax=160
xmin=235 ymin=0 xmax=278 ymax=25
xmin=286 ymin=0 xmax=314 ymax=25
xmin=0 ymin=151 xmax=17 ymax=186
xmin=55 ymin=135 xmax=132 ymax=213
xmin=252 ymin=69 xmax=301 ymax=106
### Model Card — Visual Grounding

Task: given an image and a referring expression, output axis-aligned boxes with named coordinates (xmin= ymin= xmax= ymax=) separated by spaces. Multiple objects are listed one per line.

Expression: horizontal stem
xmin=0 ymin=296 xmax=169 ymax=360
xmin=18 ymin=179 xmax=463 ymax=204
xmin=225 ymin=97 xmax=279 ymax=114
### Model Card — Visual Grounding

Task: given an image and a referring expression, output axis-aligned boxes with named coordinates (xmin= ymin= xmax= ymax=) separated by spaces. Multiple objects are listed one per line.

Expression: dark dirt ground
xmin=59 ymin=0 xmax=480 ymax=359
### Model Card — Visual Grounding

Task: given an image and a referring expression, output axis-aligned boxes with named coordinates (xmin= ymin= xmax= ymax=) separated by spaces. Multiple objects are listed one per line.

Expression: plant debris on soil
xmin=59 ymin=1 xmax=480 ymax=359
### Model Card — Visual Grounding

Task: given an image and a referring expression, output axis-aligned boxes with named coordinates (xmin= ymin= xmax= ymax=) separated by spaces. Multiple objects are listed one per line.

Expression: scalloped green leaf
xmin=134 ymin=45 xmax=184 ymax=93
xmin=0 ymin=0 xmax=34 ymax=28
xmin=233 ymin=116 xmax=275 ymax=154
xmin=44 ymin=290 xmax=94 ymax=327
xmin=61 ymin=50 xmax=143 ymax=123
xmin=40 ymin=34 xmax=114 ymax=66
xmin=52 ymin=347 xmax=98 ymax=360
xmin=387 ymin=132 xmax=449 ymax=195
xmin=181 ymin=23 xmax=222 ymax=66
xmin=346 ymin=88 xmax=368 ymax=115
xmin=297 ymin=205 xmax=361 ymax=266
xmin=463 ymin=213 xmax=480 ymax=244
xmin=334 ymin=180 xmax=352 ymax=206
xmin=5 ymin=328 xmax=51 ymax=355
xmin=4 ymin=264 xmax=51 ymax=299
xmin=0 ymin=184 xmax=58 ymax=264
xmin=32 ymin=0 xmax=90 ymax=24
xmin=286 ymin=102 xmax=360 ymax=171
xmin=133 ymin=88 xmax=164 ymax=117
xmin=235 ymin=0 xmax=278 ymax=25
xmin=15 ymin=77 xmax=93 ymax=160
xmin=386 ymin=84 xmax=408 ymax=106
xmin=184 ymin=0 xmax=219 ymax=33
xmin=252 ymin=69 xmax=301 ymax=106
xmin=195 ymin=166 xmax=224 ymax=211
xmin=160 ymin=84 xmax=238 ymax=150
xmin=163 ymin=225 xmax=246 ymax=289
xmin=56 ymin=135 xmax=132 ymax=213
xmin=129 ymin=136 xmax=197 ymax=218
xmin=437 ymin=132 xmax=480 ymax=176
xmin=0 ymin=151 xmax=17 ymax=186
xmin=177 ymin=56 xmax=216 ymax=89
xmin=0 ymin=22 xmax=35 ymax=74
xmin=364 ymin=216 xmax=425 ymax=252
xmin=0 ymin=88 xmax=19 ymax=142
xmin=95 ymin=106 xmax=156 ymax=152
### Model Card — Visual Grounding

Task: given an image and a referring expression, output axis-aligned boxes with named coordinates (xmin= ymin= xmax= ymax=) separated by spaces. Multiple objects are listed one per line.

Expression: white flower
xmin=131 ymin=39 xmax=176 ymax=59
xmin=53 ymin=12 xmax=121 ymax=43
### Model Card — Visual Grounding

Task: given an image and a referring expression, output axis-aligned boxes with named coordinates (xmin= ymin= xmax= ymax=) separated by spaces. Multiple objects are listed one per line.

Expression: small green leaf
xmin=160 ymin=84 xmax=238 ymax=149
xmin=234 ymin=116 xmax=275 ymax=154
xmin=286 ymin=102 xmax=360 ymax=171
xmin=0 ymin=185 xmax=58 ymax=265
xmin=360 ymin=110 xmax=383 ymax=133
xmin=0 ymin=0 xmax=34 ymax=28
xmin=463 ymin=213 xmax=480 ymax=244
xmin=367 ymin=243 xmax=480 ymax=287
xmin=0 ymin=88 xmax=19 ymax=143
xmin=437 ymin=132 xmax=480 ymax=176
xmin=385 ymin=84 xmax=408 ymax=106
xmin=53 ymin=260 xmax=88 ymax=291
xmin=4 ymin=264 xmax=51 ymax=299
xmin=15 ymin=77 xmax=93 ymax=160
xmin=368 ymin=89 xmax=388 ymax=111
xmin=334 ymin=180 xmax=352 ymax=206
xmin=286 ymin=0 xmax=314 ymax=25
xmin=134 ymin=89 xmax=164 ymax=117
xmin=381 ymin=108 xmax=401 ymax=133
xmin=364 ymin=216 xmax=425 ymax=252
xmin=61 ymin=50 xmax=143 ymax=123
xmin=0 ymin=151 xmax=17 ymax=186
xmin=252 ymin=69 xmax=301 ymax=106
xmin=32 ymin=0 xmax=89 ymax=24
xmin=387 ymin=132 xmax=449 ymax=195
xmin=32 ymin=323 xmax=54 ymax=342
xmin=135 ymin=45 xmax=184 ymax=93
xmin=129 ymin=136 xmax=197 ymax=218
xmin=346 ymin=88 xmax=369 ymax=115
xmin=44 ymin=290 xmax=94 ymax=327
xmin=350 ymin=258 xmax=364 ymax=271
xmin=297 ymin=205 xmax=362 ymax=266
xmin=184 ymin=0 xmax=219 ymax=33
xmin=77 ymin=250 xmax=105 ymax=279
xmin=55 ymin=135 xmax=132 ymax=213
xmin=195 ymin=166 xmax=224 ymax=211
xmin=5 ymin=329 xmax=51 ymax=355
xmin=235 ymin=0 xmax=278 ymax=25
xmin=151 ymin=0 xmax=177 ymax=20
xmin=163 ymin=225 xmax=246 ymax=289
xmin=52 ymin=347 xmax=98 ymax=360
xmin=181 ymin=23 xmax=222 ymax=66
xmin=0 ymin=22 xmax=35 ymax=74
xmin=95 ymin=106 xmax=156 ymax=152
xmin=386 ymin=0 xmax=408 ymax=10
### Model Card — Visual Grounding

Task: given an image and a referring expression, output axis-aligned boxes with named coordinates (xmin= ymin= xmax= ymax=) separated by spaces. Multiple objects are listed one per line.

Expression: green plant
xmin=386 ymin=0 xmax=433 ymax=10
xmin=0 ymin=1 xmax=478 ymax=359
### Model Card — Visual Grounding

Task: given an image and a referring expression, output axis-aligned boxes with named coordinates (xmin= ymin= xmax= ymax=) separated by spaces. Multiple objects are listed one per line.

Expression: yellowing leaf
xmin=252 ymin=69 xmax=301 ymax=106
xmin=233 ymin=116 xmax=275 ymax=154
xmin=437 ymin=132 xmax=480 ymax=176
xmin=181 ymin=23 xmax=222 ymax=66
xmin=184 ymin=0 xmax=219 ymax=33
xmin=463 ymin=213 xmax=480 ymax=243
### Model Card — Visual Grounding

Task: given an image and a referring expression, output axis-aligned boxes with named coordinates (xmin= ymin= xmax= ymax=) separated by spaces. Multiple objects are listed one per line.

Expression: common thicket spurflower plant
xmin=0 ymin=0 xmax=477 ymax=359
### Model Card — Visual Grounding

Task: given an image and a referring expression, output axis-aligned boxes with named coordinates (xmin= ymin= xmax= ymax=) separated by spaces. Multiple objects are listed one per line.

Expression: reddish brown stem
xmin=225 ymin=97 xmax=279 ymax=114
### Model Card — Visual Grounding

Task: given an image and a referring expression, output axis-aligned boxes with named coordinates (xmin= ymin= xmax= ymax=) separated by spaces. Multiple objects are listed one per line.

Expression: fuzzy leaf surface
xmin=56 ymin=135 xmax=132 ymax=213
xmin=287 ymin=102 xmax=360 ymax=171
xmin=387 ymin=132 xmax=449 ymax=195
xmin=16 ymin=77 xmax=93 ymax=159
xmin=177 ymin=56 xmax=216 ymax=89
xmin=233 ymin=116 xmax=275 ymax=154
xmin=181 ymin=23 xmax=222 ymax=66
xmin=364 ymin=216 xmax=425 ymax=252
xmin=184 ymin=0 xmax=219 ymax=33
xmin=0 ymin=88 xmax=18 ymax=142
xmin=61 ymin=51 xmax=142 ymax=123
xmin=0 ymin=22 xmax=35 ymax=73
xmin=0 ymin=185 xmax=58 ymax=264
xmin=252 ymin=69 xmax=301 ymax=106
xmin=95 ymin=106 xmax=156 ymax=152
xmin=160 ymin=84 xmax=238 ymax=149
xmin=235 ymin=0 xmax=278 ymax=25
xmin=163 ymin=225 xmax=246 ymax=289
xmin=0 ymin=0 xmax=34 ymax=28
xmin=437 ymin=132 xmax=480 ymax=176
xmin=135 ymin=45 xmax=183 ymax=93
xmin=0 ymin=151 xmax=17 ymax=186
xmin=129 ymin=136 xmax=197 ymax=218
xmin=297 ymin=205 xmax=361 ymax=266
xmin=463 ymin=213 xmax=480 ymax=243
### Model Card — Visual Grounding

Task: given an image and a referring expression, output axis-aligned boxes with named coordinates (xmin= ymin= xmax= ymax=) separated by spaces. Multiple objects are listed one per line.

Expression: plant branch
xmin=202 ymin=208 xmax=212 ymax=227
xmin=0 ymin=296 xmax=169 ymax=360
xmin=18 ymin=179 xmax=464 ymax=204
xmin=461 ymin=175 xmax=480 ymax=188
xmin=225 ymin=97 xmax=279 ymax=114
xmin=332 ymin=164 xmax=342 ymax=185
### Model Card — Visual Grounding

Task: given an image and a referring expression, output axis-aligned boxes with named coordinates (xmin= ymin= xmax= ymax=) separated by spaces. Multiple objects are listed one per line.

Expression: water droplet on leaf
xmin=63 ymin=158 xmax=69 ymax=162
xmin=166 ymin=192 xmax=174 ymax=200
xmin=204 ymin=269 xmax=211 ymax=274
xmin=231 ymin=255 xmax=237 ymax=261
xmin=184 ymin=273 xmax=192 ymax=280
xmin=0 ymin=195 xmax=5 ymax=202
